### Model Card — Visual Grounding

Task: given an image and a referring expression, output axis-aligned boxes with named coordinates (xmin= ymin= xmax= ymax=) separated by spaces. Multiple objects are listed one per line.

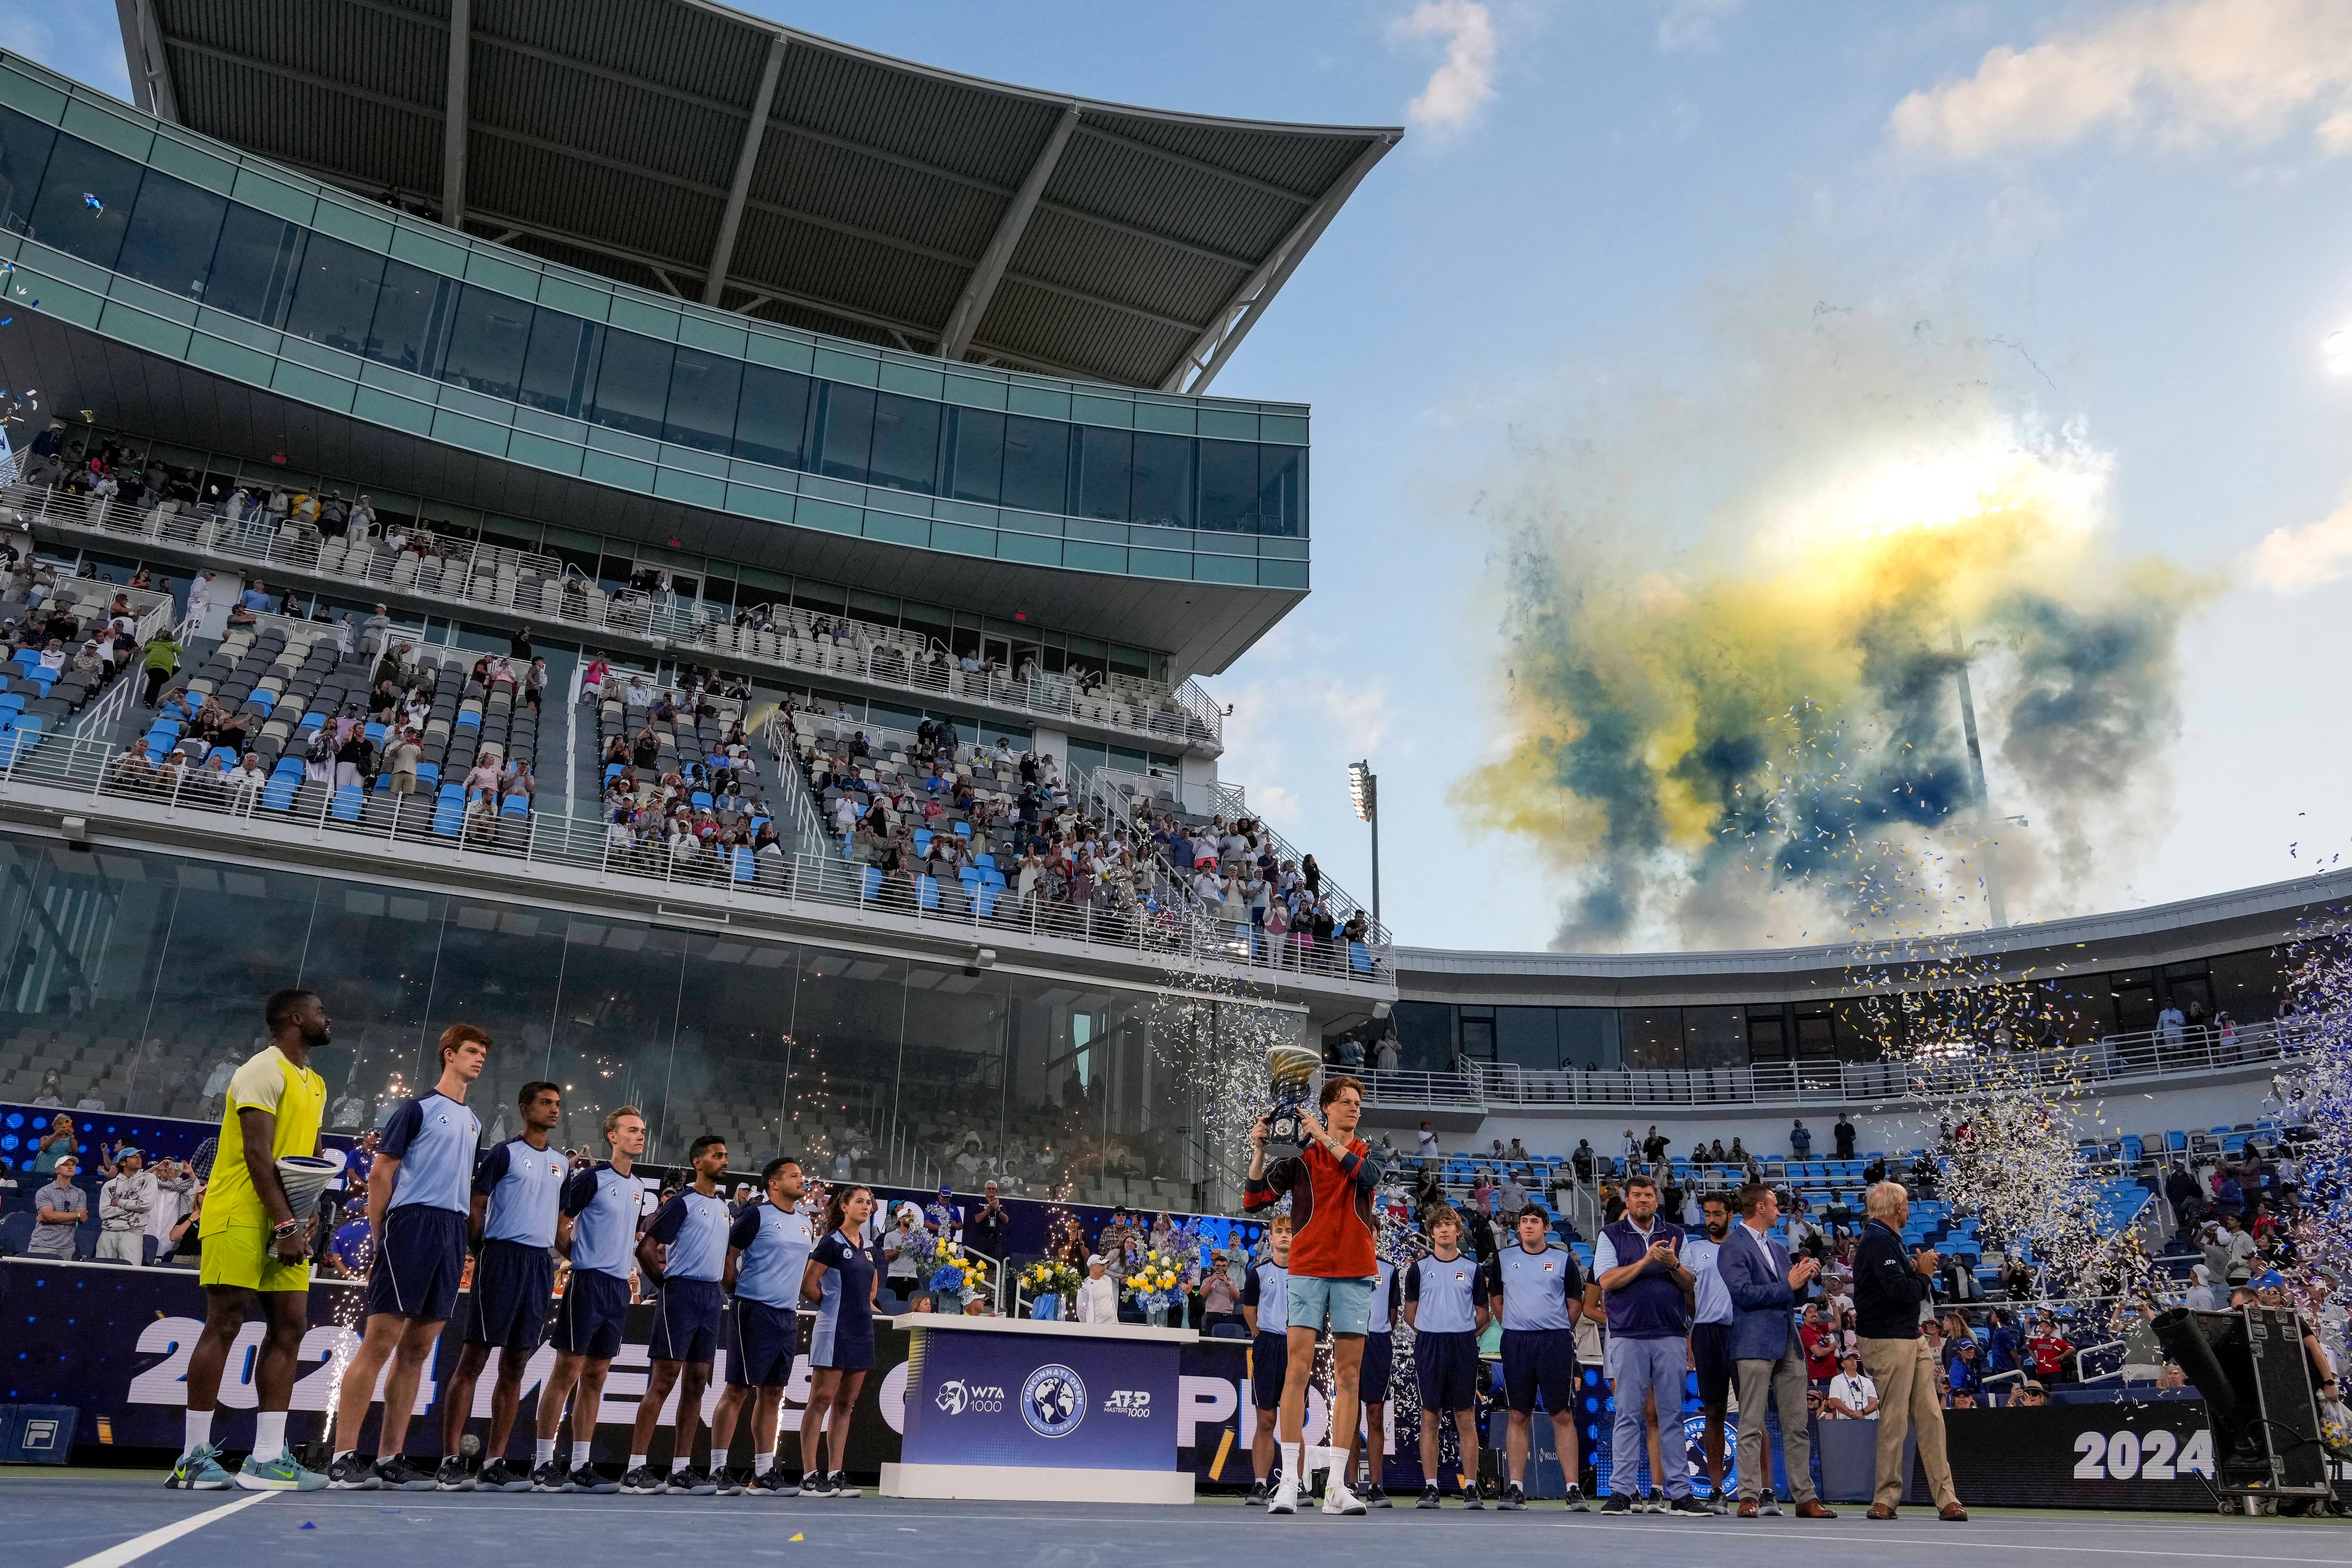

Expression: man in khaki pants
xmin=1853 ymin=1181 xmax=1967 ymax=1521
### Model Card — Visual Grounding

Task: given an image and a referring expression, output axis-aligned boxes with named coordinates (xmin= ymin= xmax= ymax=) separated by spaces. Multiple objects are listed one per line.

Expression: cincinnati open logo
xmin=1020 ymin=1364 xmax=1087 ymax=1437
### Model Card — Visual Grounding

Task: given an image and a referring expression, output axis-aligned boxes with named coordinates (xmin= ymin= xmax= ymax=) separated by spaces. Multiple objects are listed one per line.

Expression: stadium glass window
xmin=1458 ymin=1005 xmax=1496 ymax=1061
xmin=948 ymin=406 xmax=1004 ymax=503
xmin=282 ymin=232 xmax=387 ymax=356
xmin=202 ymin=203 xmax=306 ymax=326
xmin=1198 ymin=438 xmax=1258 ymax=533
xmin=1129 ymin=431 xmax=1193 ymax=528
xmin=366 ymin=260 xmax=444 ymax=374
xmin=733 ymin=364 xmax=812 ymax=470
xmin=999 ymin=414 xmax=1067 ymax=515
xmin=866 ymin=391 xmax=939 ymax=493
xmin=2208 ymin=947 xmax=2287 ymax=1021
xmin=662 ymin=347 xmax=742 ymax=454
xmin=0 ymin=107 xmax=56 ymax=234
xmin=517 ymin=309 xmax=589 ymax=414
xmin=1258 ymin=444 xmax=1305 ymax=536
xmin=114 ymin=167 xmax=226 ymax=301
xmin=1622 ymin=1008 xmax=1680 ymax=1070
xmin=1681 ymin=1005 xmax=1746 ymax=1069
xmin=817 ymin=382 xmax=875 ymax=481
xmin=1075 ymin=425 xmax=1132 ymax=522
xmin=1559 ymin=1006 xmax=1620 ymax=1070
xmin=2108 ymin=971 xmax=2157 ymax=1033
xmin=1496 ymin=1006 xmax=1560 ymax=1070
xmin=25 ymin=132 xmax=138 ymax=268
xmin=585 ymin=328 xmax=674 ymax=440
xmin=1386 ymin=999 xmax=1453 ymax=1067
xmin=1791 ymin=1003 xmax=1837 ymax=1059
xmin=438 ymin=284 xmax=532 ymax=401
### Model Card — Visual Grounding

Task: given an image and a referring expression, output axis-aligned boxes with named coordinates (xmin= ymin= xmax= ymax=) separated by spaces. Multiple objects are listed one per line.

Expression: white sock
xmin=572 ymin=1441 xmax=592 ymax=1467
xmin=1279 ymin=1441 xmax=1302 ymax=1486
xmin=183 ymin=1409 xmax=214 ymax=1458
xmin=670 ymin=1454 xmax=691 ymax=1473
xmin=250 ymin=1412 xmax=286 ymax=1465
xmin=754 ymin=1451 xmax=774 ymax=1475
xmin=627 ymin=1452 xmax=646 ymax=1472
xmin=534 ymin=1438 xmax=556 ymax=1465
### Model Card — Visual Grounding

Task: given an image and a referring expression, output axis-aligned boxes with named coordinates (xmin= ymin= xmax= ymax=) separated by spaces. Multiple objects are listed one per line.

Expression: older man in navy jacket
xmin=1716 ymin=1183 xmax=1836 ymax=1518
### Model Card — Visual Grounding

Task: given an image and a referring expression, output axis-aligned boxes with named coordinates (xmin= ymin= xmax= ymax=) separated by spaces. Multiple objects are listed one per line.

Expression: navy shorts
xmin=465 ymin=1238 xmax=555 ymax=1350
xmin=1691 ymin=1321 xmax=1735 ymax=1409
xmin=1251 ymin=1330 xmax=1288 ymax=1411
xmin=1414 ymin=1329 xmax=1481 ymax=1413
xmin=550 ymin=1268 xmax=630 ymax=1361
xmin=1360 ymin=1330 xmax=1394 ymax=1404
xmin=726 ymin=1298 xmax=802 ymax=1388
xmin=649 ymin=1276 xmax=724 ymax=1365
xmin=1500 ymin=1328 xmax=1579 ymax=1414
xmin=366 ymin=1206 xmax=468 ymax=1322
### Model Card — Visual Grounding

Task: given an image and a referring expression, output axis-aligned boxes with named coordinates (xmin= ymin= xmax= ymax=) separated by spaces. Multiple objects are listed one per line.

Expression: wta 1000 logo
xmin=1021 ymin=1364 xmax=1088 ymax=1438
xmin=933 ymin=1378 xmax=1005 ymax=1416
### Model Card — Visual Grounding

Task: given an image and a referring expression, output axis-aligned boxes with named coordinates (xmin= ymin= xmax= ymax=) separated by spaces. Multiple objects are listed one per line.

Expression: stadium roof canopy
xmin=118 ymin=0 xmax=1399 ymax=392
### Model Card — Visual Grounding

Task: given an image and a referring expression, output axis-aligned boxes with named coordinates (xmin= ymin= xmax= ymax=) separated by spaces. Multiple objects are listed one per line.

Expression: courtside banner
xmin=1937 ymin=1402 xmax=2217 ymax=1510
xmin=9 ymin=1260 xmax=1295 ymax=1484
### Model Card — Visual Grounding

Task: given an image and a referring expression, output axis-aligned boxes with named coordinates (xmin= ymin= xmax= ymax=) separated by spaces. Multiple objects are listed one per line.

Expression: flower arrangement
xmin=1122 ymin=1246 xmax=1190 ymax=1315
xmin=1021 ymin=1257 xmax=1081 ymax=1306
xmin=919 ymin=1234 xmax=990 ymax=1307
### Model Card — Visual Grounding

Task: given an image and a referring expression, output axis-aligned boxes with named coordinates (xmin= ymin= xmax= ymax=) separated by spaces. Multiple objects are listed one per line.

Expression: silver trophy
xmin=1263 ymin=1042 xmax=1322 ymax=1148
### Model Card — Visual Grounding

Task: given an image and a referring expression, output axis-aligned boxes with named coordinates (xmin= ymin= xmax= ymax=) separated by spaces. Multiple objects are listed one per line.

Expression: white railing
xmin=0 ymin=728 xmax=1392 ymax=983
xmin=9 ymin=482 xmax=1224 ymax=752
xmin=760 ymin=706 xmax=834 ymax=856
xmin=1356 ymin=1018 xmax=2312 ymax=1115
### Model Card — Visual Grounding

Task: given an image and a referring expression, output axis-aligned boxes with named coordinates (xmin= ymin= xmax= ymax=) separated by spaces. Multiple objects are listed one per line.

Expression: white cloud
xmin=1391 ymin=0 xmax=1498 ymax=137
xmin=1889 ymin=0 xmax=2352 ymax=163
xmin=2250 ymin=501 xmax=2352 ymax=593
xmin=1652 ymin=0 xmax=1744 ymax=53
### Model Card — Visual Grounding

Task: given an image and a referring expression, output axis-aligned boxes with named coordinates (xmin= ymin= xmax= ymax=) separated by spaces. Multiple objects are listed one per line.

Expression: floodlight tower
xmin=1347 ymin=759 xmax=1379 ymax=931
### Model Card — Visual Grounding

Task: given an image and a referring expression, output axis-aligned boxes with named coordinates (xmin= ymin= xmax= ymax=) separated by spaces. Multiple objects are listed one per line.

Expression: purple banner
xmin=901 ymin=1325 xmax=1179 ymax=1470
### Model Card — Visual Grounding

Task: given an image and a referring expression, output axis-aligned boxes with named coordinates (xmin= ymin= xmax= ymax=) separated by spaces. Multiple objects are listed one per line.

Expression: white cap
xmin=1087 ymin=1253 xmax=1106 ymax=1266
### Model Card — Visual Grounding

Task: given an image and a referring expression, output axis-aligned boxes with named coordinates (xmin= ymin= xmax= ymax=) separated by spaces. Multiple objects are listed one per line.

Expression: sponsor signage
xmin=900 ymin=1327 xmax=1178 ymax=1471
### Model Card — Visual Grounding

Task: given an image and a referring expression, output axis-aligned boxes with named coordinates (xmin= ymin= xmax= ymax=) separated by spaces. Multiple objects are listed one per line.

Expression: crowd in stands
xmin=787 ymin=705 xmax=1373 ymax=966
xmin=588 ymin=659 xmax=780 ymax=868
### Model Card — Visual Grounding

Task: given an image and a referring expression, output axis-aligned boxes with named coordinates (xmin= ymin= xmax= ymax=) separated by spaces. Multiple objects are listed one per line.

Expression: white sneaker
xmin=1268 ymin=1474 xmax=1299 ymax=1515
xmin=1321 ymin=1477 xmax=1367 ymax=1515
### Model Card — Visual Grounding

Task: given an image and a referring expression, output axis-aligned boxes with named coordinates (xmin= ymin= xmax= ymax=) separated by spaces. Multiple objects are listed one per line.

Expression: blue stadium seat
xmin=501 ymin=794 xmax=529 ymax=817
xmin=913 ymin=828 xmax=933 ymax=856
xmin=415 ymin=762 xmax=439 ymax=787
xmin=981 ymin=868 xmax=1006 ymax=888
xmin=299 ymin=710 xmax=326 ymax=730
xmin=249 ymin=687 xmax=276 ymax=713
xmin=432 ymin=794 xmax=464 ymax=836
xmin=261 ymin=778 xmax=297 ymax=811
xmin=454 ymin=710 xmax=480 ymax=730
xmin=732 ymin=848 xmax=755 ymax=883
xmin=330 ymin=786 xmax=364 ymax=822
xmin=364 ymin=720 xmax=386 ymax=743
xmin=1349 ymin=941 xmax=1371 ymax=973
xmin=974 ymin=852 xmax=996 ymax=870
xmin=604 ymin=762 xmax=623 ymax=782
xmin=952 ymin=820 xmax=970 ymax=837
xmin=916 ymin=875 xmax=940 ymax=910
xmin=859 ymin=866 xmax=882 ymax=900
xmin=208 ymin=745 xmax=238 ymax=765
xmin=0 ymin=692 xmax=22 ymax=714
xmin=691 ymin=791 xmax=713 ymax=810
xmin=973 ymin=885 xmax=999 ymax=918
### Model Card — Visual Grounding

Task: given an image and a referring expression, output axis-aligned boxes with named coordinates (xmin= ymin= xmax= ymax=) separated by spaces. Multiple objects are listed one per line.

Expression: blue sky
xmin=19 ymin=0 xmax=2352 ymax=952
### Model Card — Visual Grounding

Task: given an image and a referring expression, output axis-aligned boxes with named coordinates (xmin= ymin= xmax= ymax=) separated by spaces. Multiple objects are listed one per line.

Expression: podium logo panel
xmin=1021 ymin=1364 xmax=1088 ymax=1437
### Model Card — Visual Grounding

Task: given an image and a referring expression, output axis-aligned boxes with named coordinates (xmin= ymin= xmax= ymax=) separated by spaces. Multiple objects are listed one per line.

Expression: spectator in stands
xmin=966 ymin=1183 xmax=1010 ymax=1261
xmin=1790 ymin=1119 xmax=1813 ymax=1158
xmin=29 ymin=1070 xmax=64 ymax=1109
xmin=1833 ymin=1114 xmax=1856 ymax=1159
xmin=1826 ymin=1352 xmax=1878 ymax=1418
xmin=1572 ymin=1140 xmax=1595 ymax=1182
xmin=140 ymin=629 xmax=181 ymax=707
xmin=2012 ymin=1380 xmax=2048 ymax=1408
xmin=2024 ymin=1313 xmax=2073 ymax=1385
xmin=97 ymin=1146 xmax=156 ymax=1263
xmin=29 ymin=1153 xmax=85 ymax=1258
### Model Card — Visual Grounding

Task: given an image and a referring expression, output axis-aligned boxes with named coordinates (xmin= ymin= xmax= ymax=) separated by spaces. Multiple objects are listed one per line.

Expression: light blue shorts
xmin=1287 ymin=1274 xmax=1376 ymax=1336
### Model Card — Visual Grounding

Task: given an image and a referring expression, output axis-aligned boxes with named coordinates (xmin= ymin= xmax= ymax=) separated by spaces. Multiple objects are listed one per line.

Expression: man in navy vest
xmin=1590 ymin=1173 xmax=1702 ymax=1514
xmin=1717 ymin=1182 xmax=1836 ymax=1518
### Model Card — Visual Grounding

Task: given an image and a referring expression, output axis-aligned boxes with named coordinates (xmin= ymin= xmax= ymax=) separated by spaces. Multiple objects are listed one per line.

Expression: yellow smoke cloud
xmin=1450 ymin=291 xmax=2206 ymax=950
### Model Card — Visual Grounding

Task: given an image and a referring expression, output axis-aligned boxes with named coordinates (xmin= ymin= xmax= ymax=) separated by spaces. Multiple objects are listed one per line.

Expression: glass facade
xmin=1390 ymin=946 xmax=2293 ymax=1074
xmin=0 ymin=106 xmax=1307 ymax=542
xmin=0 ymin=832 xmax=1300 ymax=1189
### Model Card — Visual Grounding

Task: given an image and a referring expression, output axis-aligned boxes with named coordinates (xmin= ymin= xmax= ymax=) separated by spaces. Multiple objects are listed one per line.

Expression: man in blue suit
xmin=1717 ymin=1183 xmax=1836 ymax=1518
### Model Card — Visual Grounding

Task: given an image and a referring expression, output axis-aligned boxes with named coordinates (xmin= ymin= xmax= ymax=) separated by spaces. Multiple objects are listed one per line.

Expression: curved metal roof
xmin=119 ymin=0 xmax=1399 ymax=390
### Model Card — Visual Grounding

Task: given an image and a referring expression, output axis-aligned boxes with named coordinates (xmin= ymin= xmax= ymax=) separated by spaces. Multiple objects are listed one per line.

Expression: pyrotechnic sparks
xmin=2271 ymin=921 xmax=2352 ymax=1376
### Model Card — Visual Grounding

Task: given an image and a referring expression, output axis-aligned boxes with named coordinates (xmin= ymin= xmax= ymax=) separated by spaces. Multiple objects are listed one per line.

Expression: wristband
xmin=271 ymin=1217 xmax=302 ymax=1241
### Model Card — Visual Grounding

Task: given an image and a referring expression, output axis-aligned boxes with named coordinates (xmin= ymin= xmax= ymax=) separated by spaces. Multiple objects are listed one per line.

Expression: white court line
xmin=60 ymin=1490 xmax=280 ymax=1568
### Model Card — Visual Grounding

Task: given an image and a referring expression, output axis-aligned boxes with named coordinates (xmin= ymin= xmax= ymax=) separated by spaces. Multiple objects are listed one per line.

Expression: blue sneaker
xmin=168 ymin=1443 xmax=233 ymax=1491
xmin=237 ymin=1453 xmax=328 ymax=1491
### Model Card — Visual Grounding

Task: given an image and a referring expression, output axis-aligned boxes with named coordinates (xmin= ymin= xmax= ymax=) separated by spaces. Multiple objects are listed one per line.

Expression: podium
xmin=880 ymin=1313 xmax=1196 ymax=1504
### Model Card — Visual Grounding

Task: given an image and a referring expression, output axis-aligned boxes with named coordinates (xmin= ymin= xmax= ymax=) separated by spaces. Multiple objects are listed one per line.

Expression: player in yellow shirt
xmin=169 ymin=988 xmax=334 ymax=1493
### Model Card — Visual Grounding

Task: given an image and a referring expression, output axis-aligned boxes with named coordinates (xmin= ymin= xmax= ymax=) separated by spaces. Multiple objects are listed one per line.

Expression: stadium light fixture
xmin=1348 ymin=760 xmax=1380 ymax=933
